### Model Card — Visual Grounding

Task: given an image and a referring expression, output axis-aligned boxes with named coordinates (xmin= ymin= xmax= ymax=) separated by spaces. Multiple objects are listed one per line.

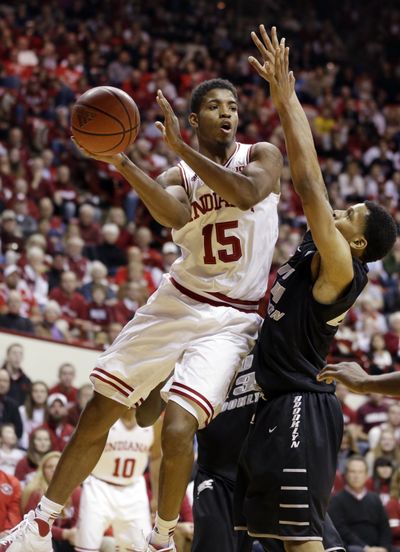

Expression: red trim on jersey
xmin=246 ymin=143 xmax=254 ymax=164
xmin=171 ymin=381 xmax=214 ymax=423
xmin=209 ymin=291 xmax=260 ymax=307
xmin=225 ymin=142 xmax=240 ymax=167
xmin=170 ymin=278 xmax=259 ymax=313
xmin=91 ymin=373 xmax=130 ymax=398
xmin=170 ymin=386 xmax=212 ymax=426
xmin=92 ymin=367 xmax=134 ymax=392
xmin=178 ymin=163 xmax=189 ymax=195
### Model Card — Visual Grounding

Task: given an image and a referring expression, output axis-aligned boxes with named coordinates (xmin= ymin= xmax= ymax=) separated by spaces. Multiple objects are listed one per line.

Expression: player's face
xmin=333 ymin=203 xmax=369 ymax=249
xmin=192 ymin=88 xmax=238 ymax=146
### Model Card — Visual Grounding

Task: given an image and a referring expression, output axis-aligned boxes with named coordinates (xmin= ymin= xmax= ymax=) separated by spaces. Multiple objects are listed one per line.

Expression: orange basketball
xmin=71 ymin=86 xmax=140 ymax=155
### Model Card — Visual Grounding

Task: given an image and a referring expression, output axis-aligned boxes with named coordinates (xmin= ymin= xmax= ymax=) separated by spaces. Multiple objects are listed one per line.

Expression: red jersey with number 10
xmin=171 ymin=142 xmax=279 ymax=311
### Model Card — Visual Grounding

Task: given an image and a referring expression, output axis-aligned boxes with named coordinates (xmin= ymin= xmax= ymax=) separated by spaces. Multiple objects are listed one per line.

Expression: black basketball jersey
xmin=196 ymin=354 xmax=259 ymax=483
xmin=255 ymin=231 xmax=369 ymax=396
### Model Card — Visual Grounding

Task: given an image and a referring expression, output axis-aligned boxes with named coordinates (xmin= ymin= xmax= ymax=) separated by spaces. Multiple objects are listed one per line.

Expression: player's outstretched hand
xmin=71 ymin=137 xmax=125 ymax=168
xmin=155 ymin=90 xmax=184 ymax=152
xmin=317 ymin=361 xmax=368 ymax=392
xmin=249 ymin=25 xmax=295 ymax=108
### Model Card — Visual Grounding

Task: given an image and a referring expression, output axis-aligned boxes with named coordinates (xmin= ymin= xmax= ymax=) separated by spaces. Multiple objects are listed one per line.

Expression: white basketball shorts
xmin=75 ymin=475 xmax=151 ymax=552
xmin=90 ymin=275 xmax=261 ymax=429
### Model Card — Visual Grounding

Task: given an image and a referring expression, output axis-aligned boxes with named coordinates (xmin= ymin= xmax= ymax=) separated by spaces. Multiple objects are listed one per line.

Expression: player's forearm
xmin=116 ymin=155 xmax=190 ymax=228
xmin=175 ymin=141 xmax=257 ymax=210
xmin=360 ymin=373 xmax=400 ymax=396
xmin=275 ymin=94 xmax=328 ymax=201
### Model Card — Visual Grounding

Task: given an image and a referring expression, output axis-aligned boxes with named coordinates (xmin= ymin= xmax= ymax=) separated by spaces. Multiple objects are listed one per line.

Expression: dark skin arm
xmin=250 ymin=26 xmax=354 ymax=303
xmin=317 ymin=361 xmax=400 ymax=395
xmin=156 ymin=90 xmax=282 ymax=210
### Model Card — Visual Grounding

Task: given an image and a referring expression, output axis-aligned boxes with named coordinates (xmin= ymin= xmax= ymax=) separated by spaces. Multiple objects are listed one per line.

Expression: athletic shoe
xmin=0 ymin=511 xmax=53 ymax=551
xmin=145 ymin=538 xmax=176 ymax=552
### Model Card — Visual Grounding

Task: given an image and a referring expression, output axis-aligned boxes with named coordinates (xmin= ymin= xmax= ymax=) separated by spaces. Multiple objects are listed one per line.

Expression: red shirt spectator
xmin=49 ymin=363 xmax=78 ymax=407
xmin=0 ymin=470 xmax=22 ymax=533
xmin=49 ymin=271 xmax=87 ymax=329
xmin=39 ymin=394 xmax=74 ymax=452
xmin=356 ymin=395 xmax=389 ymax=434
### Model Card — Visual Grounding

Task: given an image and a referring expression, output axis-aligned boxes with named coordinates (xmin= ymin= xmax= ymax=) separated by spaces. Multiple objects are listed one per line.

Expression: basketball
xmin=71 ymin=86 xmax=140 ymax=155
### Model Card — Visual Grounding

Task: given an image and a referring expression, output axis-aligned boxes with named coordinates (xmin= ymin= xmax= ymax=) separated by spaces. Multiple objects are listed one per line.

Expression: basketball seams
xmin=74 ymin=102 xmax=125 ymax=131
xmin=71 ymin=124 xmax=139 ymax=137
xmin=107 ymin=87 xmax=135 ymax=152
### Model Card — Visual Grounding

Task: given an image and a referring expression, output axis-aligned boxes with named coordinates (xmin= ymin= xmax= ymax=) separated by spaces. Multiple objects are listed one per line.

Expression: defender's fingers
xmin=271 ymin=26 xmax=280 ymax=49
xmin=251 ymin=31 xmax=270 ymax=61
xmin=259 ymin=24 xmax=274 ymax=53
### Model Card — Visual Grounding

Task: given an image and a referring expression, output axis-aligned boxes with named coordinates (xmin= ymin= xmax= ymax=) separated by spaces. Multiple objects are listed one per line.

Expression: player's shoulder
xmin=156 ymin=166 xmax=182 ymax=189
xmin=249 ymin=141 xmax=283 ymax=163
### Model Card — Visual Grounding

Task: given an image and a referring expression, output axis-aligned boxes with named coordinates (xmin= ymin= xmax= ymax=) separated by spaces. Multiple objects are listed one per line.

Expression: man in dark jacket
xmin=328 ymin=455 xmax=392 ymax=552
xmin=0 ymin=369 xmax=23 ymax=439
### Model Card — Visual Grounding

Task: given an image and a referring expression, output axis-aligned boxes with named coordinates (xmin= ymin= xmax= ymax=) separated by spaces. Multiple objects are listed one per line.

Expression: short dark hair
xmin=190 ymin=79 xmax=238 ymax=114
xmin=345 ymin=454 xmax=368 ymax=473
xmin=362 ymin=201 xmax=397 ymax=263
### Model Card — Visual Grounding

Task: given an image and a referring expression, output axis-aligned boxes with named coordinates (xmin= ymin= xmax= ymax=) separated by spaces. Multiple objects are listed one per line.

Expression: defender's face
xmin=193 ymin=88 xmax=238 ymax=145
xmin=333 ymin=203 xmax=369 ymax=244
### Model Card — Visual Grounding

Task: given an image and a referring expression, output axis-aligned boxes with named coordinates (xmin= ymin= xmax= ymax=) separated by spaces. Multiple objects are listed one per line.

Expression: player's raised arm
xmin=250 ymin=26 xmax=354 ymax=290
xmin=72 ymin=139 xmax=191 ymax=230
xmin=156 ymin=90 xmax=282 ymax=210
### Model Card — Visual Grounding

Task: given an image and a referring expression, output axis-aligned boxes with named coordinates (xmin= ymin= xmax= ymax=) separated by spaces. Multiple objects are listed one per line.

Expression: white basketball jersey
xmin=170 ymin=142 xmax=279 ymax=310
xmin=91 ymin=419 xmax=153 ymax=486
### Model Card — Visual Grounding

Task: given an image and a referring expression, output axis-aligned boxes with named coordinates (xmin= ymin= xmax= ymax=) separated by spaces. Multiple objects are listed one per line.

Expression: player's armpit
xmin=241 ymin=141 xmax=282 ymax=206
xmin=302 ymin=194 xmax=354 ymax=295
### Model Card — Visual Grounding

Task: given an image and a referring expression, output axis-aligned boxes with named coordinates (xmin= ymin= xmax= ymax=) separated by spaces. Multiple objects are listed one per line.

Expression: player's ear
xmin=350 ymin=235 xmax=367 ymax=252
xmin=188 ymin=112 xmax=198 ymax=129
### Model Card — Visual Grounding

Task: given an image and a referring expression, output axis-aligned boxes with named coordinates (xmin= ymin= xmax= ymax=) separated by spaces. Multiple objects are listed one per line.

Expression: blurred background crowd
xmin=0 ymin=0 xmax=400 ymax=550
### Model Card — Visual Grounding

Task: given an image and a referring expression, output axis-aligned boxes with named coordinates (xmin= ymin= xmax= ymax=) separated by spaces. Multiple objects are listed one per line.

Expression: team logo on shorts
xmin=0 ymin=483 xmax=13 ymax=496
xmin=197 ymin=479 xmax=214 ymax=496
xmin=291 ymin=395 xmax=302 ymax=448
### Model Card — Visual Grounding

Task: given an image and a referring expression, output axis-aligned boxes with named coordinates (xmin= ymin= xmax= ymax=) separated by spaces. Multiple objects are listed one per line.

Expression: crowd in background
xmin=0 ymin=0 xmax=400 ymax=549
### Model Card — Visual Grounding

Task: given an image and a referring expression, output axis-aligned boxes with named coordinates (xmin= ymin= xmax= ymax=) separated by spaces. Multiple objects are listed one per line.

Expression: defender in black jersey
xmin=193 ymin=355 xmax=345 ymax=552
xmin=234 ymin=26 xmax=397 ymax=552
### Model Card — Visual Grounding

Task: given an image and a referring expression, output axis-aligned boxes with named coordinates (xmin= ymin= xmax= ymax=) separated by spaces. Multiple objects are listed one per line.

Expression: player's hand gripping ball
xmin=71 ymin=86 xmax=140 ymax=155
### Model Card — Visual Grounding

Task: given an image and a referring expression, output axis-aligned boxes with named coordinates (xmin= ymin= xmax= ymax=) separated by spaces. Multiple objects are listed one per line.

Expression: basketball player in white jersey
xmin=75 ymin=409 xmax=153 ymax=552
xmin=1 ymin=80 xmax=282 ymax=552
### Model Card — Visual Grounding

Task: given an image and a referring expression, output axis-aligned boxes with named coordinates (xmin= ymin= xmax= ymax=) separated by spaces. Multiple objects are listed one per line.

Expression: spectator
xmin=134 ymin=226 xmax=163 ymax=269
xmin=22 ymin=245 xmax=49 ymax=308
xmin=85 ymin=284 xmax=114 ymax=335
xmin=1 ymin=343 xmax=31 ymax=406
xmin=79 ymin=261 xmax=115 ymax=303
xmin=0 ymin=264 xmax=39 ymax=320
xmin=77 ymin=204 xmax=102 ymax=247
xmin=39 ymin=393 xmax=74 ymax=452
xmin=386 ymin=467 xmax=400 ymax=551
xmin=161 ymin=241 xmax=180 ymax=272
xmin=385 ymin=313 xmax=400 ymax=360
xmin=66 ymin=384 xmax=93 ymax=427
xmin=328 ymin=455 xmax=392 ymax=552
xmin=0 ymin=290 xmax=35 ymax=334
xmin=367 ymin=458 xmax=394 ymax=507
xmin=370 ymin=404 xmax=400 ymax=451
xmin=93 ymin=223 xmax=127 ymax=276
xmin=0 ymin=469 xmax=22 ymax=537
xmin=338 ymin=428 xmax=360 ymax=474
xmin=49 ymin=271 xmax=88 ymax=335
xmin=0 ymin=424 xmax=24 ymax=476
xmin=64 ymin=236 xmax=89 ymax=284
xmin=21 ymin=451 xmax=80 ymax=551
xmin=18 ymin=381 xmax=49 ymax=450
xmin=368 ymin=333 xmax=393 ymax=375
xmin=357 ymin=393 xmax=389 ymax=435
xmin=0 ymin=210 xmax=24 ymax=255
xmin=366 ymin=429 xmax=400 ymax=476
xmin=35 ymin=300 xmax=70 ymax=341
xmin=14 ymin=428 xmax=53 ymax=486
xmin=0 ymin=370 xmax=22 ymax=439
xmin=49 ymin=364 xmax=78 ymax=407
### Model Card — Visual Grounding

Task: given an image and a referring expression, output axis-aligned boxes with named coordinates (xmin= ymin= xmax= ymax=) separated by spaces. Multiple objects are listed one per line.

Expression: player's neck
xmin=198 ymin=140 xmax=237 ymax=165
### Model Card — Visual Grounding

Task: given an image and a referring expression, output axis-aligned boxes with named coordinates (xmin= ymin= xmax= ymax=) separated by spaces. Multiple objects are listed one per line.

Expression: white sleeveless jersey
xmin=91 ymin=419 xmax=153 ymax=486
xmin=170 ymin=142 xmax=279 ymax=310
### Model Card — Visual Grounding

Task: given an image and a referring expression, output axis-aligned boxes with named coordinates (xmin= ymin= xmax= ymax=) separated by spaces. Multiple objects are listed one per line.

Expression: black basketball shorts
xmin=234 ymin=391 xmax=343 ymax=541
xmin=192 ymin=468 xmax=253 ymax=552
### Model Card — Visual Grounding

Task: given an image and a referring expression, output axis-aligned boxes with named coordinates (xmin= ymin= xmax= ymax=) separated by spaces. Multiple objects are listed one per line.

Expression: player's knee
xmin=161 ymin=410 xmax=197 ymax=457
